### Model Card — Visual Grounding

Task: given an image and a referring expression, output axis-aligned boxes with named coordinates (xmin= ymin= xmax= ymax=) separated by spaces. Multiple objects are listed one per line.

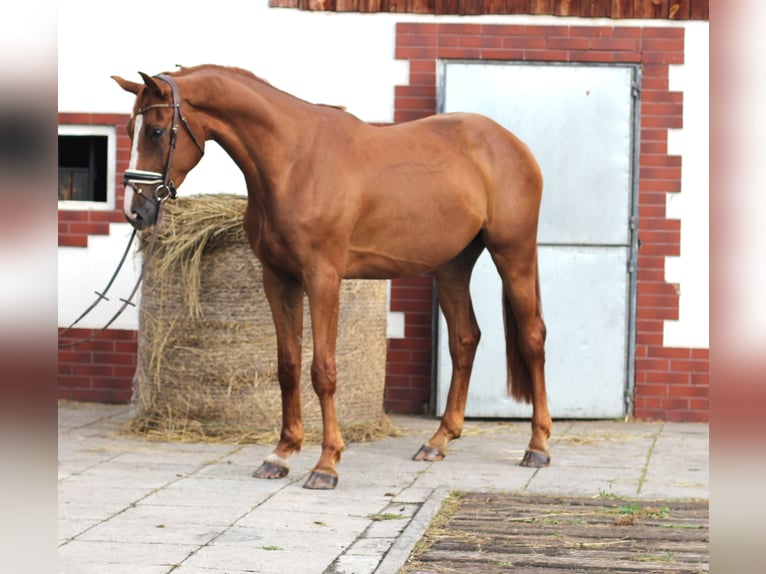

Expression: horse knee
xmin=277 ymin=358 xmax=301 ymax=391
xmin=310 ymin=355 xmax=338 ymax=395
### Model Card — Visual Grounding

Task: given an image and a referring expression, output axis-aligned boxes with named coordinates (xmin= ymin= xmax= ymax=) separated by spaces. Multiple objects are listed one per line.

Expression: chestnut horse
xmin=113 ymin=65 xmax=551 ymax=490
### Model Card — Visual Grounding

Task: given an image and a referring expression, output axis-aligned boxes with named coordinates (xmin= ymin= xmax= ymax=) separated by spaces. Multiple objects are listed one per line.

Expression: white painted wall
xmin=666 ymin=22 xmax=709 ymax=348
xmin=58 ymin=2 xmax=708 ymax=350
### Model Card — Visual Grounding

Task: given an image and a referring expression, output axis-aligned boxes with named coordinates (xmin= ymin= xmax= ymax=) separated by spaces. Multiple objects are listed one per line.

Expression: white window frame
xmin=57 ymin=124 xmax=117 ymax=211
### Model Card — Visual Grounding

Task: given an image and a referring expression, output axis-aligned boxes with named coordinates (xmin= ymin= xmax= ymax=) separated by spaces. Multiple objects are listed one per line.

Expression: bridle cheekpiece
xmin=122 ymin=73 xmax=204 ymax=204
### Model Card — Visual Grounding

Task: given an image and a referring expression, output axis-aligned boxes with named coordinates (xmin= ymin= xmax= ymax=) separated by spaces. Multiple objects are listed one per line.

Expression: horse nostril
xmin=125 ymin=210 xmax=142 ymax=226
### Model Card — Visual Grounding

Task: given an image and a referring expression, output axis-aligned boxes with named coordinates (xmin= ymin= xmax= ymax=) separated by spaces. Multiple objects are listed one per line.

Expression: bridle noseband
xmin=123 ymin=73 xmax=204 ymax=204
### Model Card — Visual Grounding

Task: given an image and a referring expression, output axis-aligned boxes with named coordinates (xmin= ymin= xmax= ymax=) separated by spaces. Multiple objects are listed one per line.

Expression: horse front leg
xmin=302 ymin=267 xmax=345 ymax=490
xmin=253 ymin=266 xmax=305 ymax=480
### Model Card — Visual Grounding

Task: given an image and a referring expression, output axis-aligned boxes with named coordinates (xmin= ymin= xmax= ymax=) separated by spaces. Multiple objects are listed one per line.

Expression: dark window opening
xmin=58 ymin=135 xmax=108 ymax=202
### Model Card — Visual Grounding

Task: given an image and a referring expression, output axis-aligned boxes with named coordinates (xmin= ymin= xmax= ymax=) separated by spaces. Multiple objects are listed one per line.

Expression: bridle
xmin=122 ymin=73 xmax=205 ymax=204
xmin=59 ymin=74 xmax=204 ymax=348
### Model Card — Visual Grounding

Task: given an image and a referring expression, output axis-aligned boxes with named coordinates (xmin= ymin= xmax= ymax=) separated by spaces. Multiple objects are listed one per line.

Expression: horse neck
xmin=186 ymin=69 xmax=310 ymax=194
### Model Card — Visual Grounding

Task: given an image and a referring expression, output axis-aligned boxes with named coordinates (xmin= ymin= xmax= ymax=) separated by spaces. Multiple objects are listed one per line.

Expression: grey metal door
xmin=435 ymin=62 xmax=638 ymax=418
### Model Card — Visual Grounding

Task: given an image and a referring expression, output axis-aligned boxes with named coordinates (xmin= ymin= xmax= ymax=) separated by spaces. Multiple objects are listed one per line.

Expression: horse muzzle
xmin=123 ymin=169 xmax=175 ymax=228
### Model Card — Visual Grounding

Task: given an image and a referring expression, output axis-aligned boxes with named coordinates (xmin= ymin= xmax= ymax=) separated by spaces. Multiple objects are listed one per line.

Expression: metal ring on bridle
xmin=153 ymin=183 xmax=175 ymax=202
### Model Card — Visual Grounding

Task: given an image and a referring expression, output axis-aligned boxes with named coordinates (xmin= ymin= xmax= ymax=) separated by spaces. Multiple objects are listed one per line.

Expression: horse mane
xmin=173 ymin=64 xmax=348 ymax=115
xmin=175 ymin=64 xmax=271 ymax=86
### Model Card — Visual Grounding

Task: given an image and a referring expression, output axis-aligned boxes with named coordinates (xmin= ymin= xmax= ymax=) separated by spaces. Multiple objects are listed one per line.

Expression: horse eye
xmin=149 ymin=127 xmax=164 ymax=139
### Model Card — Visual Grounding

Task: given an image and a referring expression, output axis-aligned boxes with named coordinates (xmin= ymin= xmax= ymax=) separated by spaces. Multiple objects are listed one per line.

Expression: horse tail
xmin=503 ymin=258 xmax=543 ymax=404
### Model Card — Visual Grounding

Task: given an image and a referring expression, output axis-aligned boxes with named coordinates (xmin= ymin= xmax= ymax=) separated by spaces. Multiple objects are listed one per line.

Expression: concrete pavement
xmin=58 ymin=401 xmax=708 ymax=573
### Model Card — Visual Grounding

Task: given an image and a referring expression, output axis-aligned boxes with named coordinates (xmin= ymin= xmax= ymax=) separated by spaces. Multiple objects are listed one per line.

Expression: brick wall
xmin=388 ymin=22 xmax=708 ymax=422
xmin=58 ymin=329 xmax=137 ymax=403
xmin=383 ymin=276 xmax=434 ymax=413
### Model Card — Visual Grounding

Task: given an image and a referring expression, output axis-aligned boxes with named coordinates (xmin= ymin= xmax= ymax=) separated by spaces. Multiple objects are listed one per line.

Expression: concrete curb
xmin=373 ymin=487 xmax=450 ymax=574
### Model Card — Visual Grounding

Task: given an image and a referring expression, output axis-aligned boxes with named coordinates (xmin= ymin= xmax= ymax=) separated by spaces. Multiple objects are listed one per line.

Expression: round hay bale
xmin=131 ymin=194 xmax=392 ymax=443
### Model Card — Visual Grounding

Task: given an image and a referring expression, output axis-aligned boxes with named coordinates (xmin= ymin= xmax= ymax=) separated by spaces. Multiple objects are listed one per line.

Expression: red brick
xmin=590 ymin=38 xmax=638 ymax=51
xmin=642 ymin=27 xmax=684 ymax=39
xmin=648 ymin=347 xmax=691 ymax=359
xmin=689 ymin=399 xmax=709 ymax=412
xmin=570 ymin=26 xmax=614 ymax=38
xmin=59 ymin=210 xmax=90 ymax=222
xmin=481 ymin=24 xmax=526 ymax=36
xmin=396 ymin=96 xmax=437 ymax=111
xmin=669 ymin=384 xmax=708 ymax=398
xmin=397 ymin=23 xmax=437 ymax=35
xmin=638 ymin=294 xmax=678 ymax=311
xmin=482 ymin=49 xmax=526 ymax=61
xmin=639 ymin=179 xmax=681 ymax=193
xmin=437 ymin=34 xmax=460 ymax=48
xmin=58 ymin=376 xmax=93 ymax=389
xmin=547 ymin=37 xmax=590 ymax=50
xmin=691 ymin=372 xmax=709 ymax=386
xmin=670 ymin=359 xmax=708 ymax=373
xmin=567 ymin=50 xmax=615 ymax=63
xmin=636 ymin=255 xmax=666 ymax=271
xmin=438 ymin=47 xmax=482 ymax=59
xmin=395 ymin=46 xmax=437 ymax=60
xmin=659 ymin=397 xmax=690 ymax=410
xmin=646 ymin=370 xmax=690 ymax=385
xmin=638 ymin=242 xmax=680 ymax=257
xmin=636 ymin=332 xmax=664 ymax=346
xmin=641 ymin=37 xmax=685 ymax=53
xmin=637 ymin=268 xmax=667 ymax=282
xmin=87 ymin=211 xmax=125 ymax=223
xmin=59 ymin=235 xmax=89 ymax=248
xmin=114 ymin=366 xmax=137 ymax=378
xmin=115 ymin=341 xmax=138 ymax=353
xmin=636 ymin=318 xmax=664 ymax=333
xmin=69 ymin=222 xmax=110 ymax=236
xmin=503 ymin=36 xmax=546 ymax=49
xmin=634 ymin=382 xmax=668 ymax=396
xmin=525 ymin=50 xmax=568 ymax=62
xmin=636 ymin=358 xmax=670 ymax=372
xmin=388 ymin=337 xmax=431 ymax=351
xmin=398 ymin=32 xmax=437 ymax=48
xmin=92 ymin=352 xmax=135 ymax=365
xmin=460 ymin=35 xmax=502 ymax=49
xmin=525 ymin=25 xmax=570 ymax=37
xmin=386 ymin=349 xmax=412 ymax=363
xmin=691 ymin=348 xmax=709 ymax=360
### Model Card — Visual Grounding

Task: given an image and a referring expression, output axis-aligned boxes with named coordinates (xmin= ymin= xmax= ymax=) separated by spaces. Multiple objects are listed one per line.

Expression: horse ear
xmin=111 ymin=75 xmax=141 ymax=94
xmin=138 ymin=72 xmax=163 ymax=95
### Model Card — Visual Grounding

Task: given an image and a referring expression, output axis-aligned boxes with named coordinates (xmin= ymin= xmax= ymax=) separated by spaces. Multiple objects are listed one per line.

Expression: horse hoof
xmin=520 ymin=449 xmax=551 ymax=468
xmin=412 ymin=443 xmax=445 ymax=462
xmin=253 ymin=460 xmax=289 ymax=479
xmin=303 ymin=470 xmax=338 ymax=490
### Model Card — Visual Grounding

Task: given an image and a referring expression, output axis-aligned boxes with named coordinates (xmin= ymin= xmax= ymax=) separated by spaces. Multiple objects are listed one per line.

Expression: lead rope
xmin=57 ymin=202 xmax=166 ymax=348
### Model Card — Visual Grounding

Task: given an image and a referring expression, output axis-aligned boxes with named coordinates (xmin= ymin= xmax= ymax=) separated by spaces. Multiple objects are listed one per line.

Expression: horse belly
xmin=344 ymin=219 xmax=482 ymax=279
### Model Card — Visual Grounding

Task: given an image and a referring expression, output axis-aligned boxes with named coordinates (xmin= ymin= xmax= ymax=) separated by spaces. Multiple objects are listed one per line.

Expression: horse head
xmin=112 ymin=72 xmax=205 ymax=228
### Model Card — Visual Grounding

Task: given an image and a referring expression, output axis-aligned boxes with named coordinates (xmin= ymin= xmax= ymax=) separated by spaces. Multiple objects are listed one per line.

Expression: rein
xmin=57 ymin=202 xmax=166 ymax=348
xmin=57 ymin=227 xmax=137 ymax=337
xmin=59 ymin=74 xmax=198 ymax=348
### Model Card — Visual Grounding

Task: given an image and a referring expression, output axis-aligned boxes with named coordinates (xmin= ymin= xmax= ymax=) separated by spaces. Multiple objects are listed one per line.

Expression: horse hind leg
xmin=413 ymin=239 xmax=483 ymax=462
xmin=492 ymin=246 xmax=552 ymax=467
